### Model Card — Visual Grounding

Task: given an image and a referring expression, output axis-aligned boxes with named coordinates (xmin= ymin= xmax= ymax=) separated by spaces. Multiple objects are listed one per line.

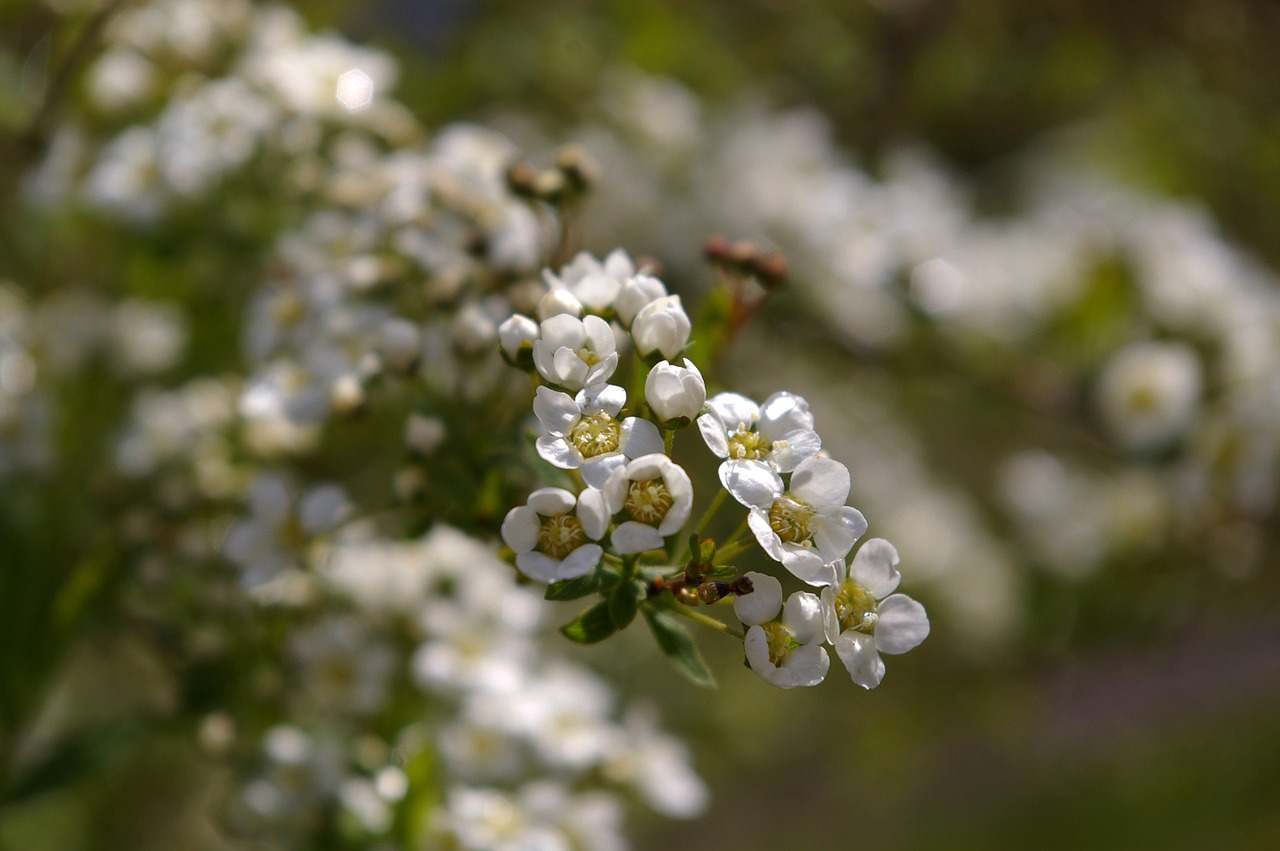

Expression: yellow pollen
xmin=769 ymin=496 xmax=814 ymax=544
xmin=569 ymin=411 xmax=621 ymax=458
xmin=726 ymin=423 xmax=770 ymax=461
xmin=576 ymin=347 xmax=601 ymax=367
xmin=835 ymin=580 xmax=878 ymax=633
xmin=624 ymin=478 xmax=674 ymax=525
xmin=537 ymin=514 xmax=585 ymax=559
xmin=762 ymin=622 xmax=798 ymax=666
xmin=1128 ymin=384 xmax=1160 ymax=413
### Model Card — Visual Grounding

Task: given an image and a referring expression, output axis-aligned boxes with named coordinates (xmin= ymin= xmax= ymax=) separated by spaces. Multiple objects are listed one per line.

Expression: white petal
xmin=707 ymin=392 xmax=759 ymax=429
xmin=575 ymin=273 xmax=620 ymax=311
xmin=697 ymin=412 xmax=729 ymax=458
xmin=602 ymin=466 xmax=628 ymax=514
xmin=603 ymin=248 xmax=634 ymax=279
xmin=656 ymin=461 xmax=694 ymax=535
xmin=757 ymin=392 xmax=814 ymax=442
xmin=779 ymin=644 xmax=830 ymax=688
xmin=501 ymin=505 xmax=540 ymax=553
xmin=835 ymin=631 xmax=885 ymax=689
xmin=557 ymin=544 xmax=603 ymax=579
xmin=516 ymin=551 xmax=562 ymax=583
xmin=747 ymin=508 xmax=785 ymax=562
xmin=849 ymin=538 xmax=901 ymax=599
xmin=620 ymin=417 xmax=663 ymax=458
xmin=782 ymin=591 xmax=826 ymax=645
xmin=582 ymin=315 xmax=617 ymax=355
xmin=812 ymin=506 xmax=865 ymax=563
xmin=743 ymin=625 xmax=774 ymax=677
xmin=536 ymin=435 xmax=582 ymax=469
xmin=577 ymin=383 xmax=626 ymax=417
xmin=527 ymin=486 xmax=575 ymax=517
xmin=733 ymin=571 xmax=782 ymax=625
xmin=552 ymin=347 xmax=588 ymax=388
xmin=539 ymin=313 xmax=585 ymax=349
xmin=875 ymin=594 xmax=930 ymax=655
xmin=780 ymin=546 xmax=839 ymax=587
xmin=770 ymin=428 xmax=822 ymax=473
xmin=533 ymin=386 xmax=580 ymax=435
xmin=719 ymin=460 xmax=782 ymax=509
xmin=584 ymin=351 xmax=619 ymax=387
xmin=611 ymin=520 xmax=664 ymax=555
xmin=575 ymin=488 xmax=609 ymax=540
xmin=820 ymin=585 xmax=842 ymax=644
xmin=298 ymin=485 xmax=349 ymax=533
xmin=624 ymin=452 xmax=668 ymax=481
xmin=790 ymin=456 xmax=851 ymax=509
xmin=581 ymin=453 xmax=626 ymax=489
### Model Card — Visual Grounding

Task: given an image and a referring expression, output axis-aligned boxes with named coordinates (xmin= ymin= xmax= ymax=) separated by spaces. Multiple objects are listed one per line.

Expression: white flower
xmin=601 ymin=453 xmax=694 ymax=554
xmin=614 ymin=274 xmax=667 ymax=327
xmin=731 ymin=455 xmax=867 ymax=586
xmin=697 ymin=390 xmax=821 ymax=477
xmin=501 ymin=486 xmax=609 ymax=582
xmin=543 ymin=249 xmax=635 ymax=316
xmin=536 ymin=288 xmax=583 ymax=321
xmin=1095 ymin=340 xmax=1202 ymax=451
xmin=822 ymin=538 xmax=930 ymax=690
xmin=532 ymin=314 xmax=619 ymax=392
xmin=630 ymin=295 xmax=690 ymax=361
xmin=223 ymin=474 xmax=351 ymax=586
xmin=733 ymin=571 xmax=829 ymax=689
xmin=532 ymin=384 xmax=663 ymax=488
xmin=644 ymin=359 xmax=706 ymax=428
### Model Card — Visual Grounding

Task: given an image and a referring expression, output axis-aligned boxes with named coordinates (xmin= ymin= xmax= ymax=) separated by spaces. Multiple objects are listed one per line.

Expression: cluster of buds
xmin=500 ymin=247 xmax=928 ymax=689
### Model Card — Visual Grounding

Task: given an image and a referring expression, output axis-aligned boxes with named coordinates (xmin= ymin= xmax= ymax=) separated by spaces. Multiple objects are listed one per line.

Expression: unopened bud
xmin=506 ymin=161 xmax=539 ymax=198
xmin=749 ymin=251 xmax=788 ymax=288
xmin=330 ymin=374 xmax=366 ymax=417
xmin=555 ymin=143 xmax=599 ymax=194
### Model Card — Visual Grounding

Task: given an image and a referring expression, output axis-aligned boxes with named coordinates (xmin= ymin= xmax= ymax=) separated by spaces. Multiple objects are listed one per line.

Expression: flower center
xmin=576 ymin=346 xmax=601 ymax=367
xmin=1127 ymin=384 xmax=1160 ymax=414
xmin=537 ymin=514 xmax=585 ymax=559
xmin=768 ymin=496 xmax=814 ymax=545
xmin=726 ymin=423 xmax=770 ymax=461
xmin=569 ymin=411 xmax=621 ymax=458
xmin=834 ymin=580 xmax=878 ymax=633
xmin=624 ymin=478 xmax=674 ymax=525
xmin=761 ymin=622 xmax=799 ymax=666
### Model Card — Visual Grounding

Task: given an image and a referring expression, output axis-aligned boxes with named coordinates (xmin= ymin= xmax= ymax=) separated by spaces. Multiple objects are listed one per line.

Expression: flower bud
xmin=497 ymin=313 xmax=538 ymax=368
xmin=536 ymin=287 xmax=583 ymax=321
xmin=615 ymin=273 xmax=667 ymax=327
xmin=404 ymin=412 xmax=446 ymax=456
xmin=645 ymin=358 xmax=706 ymax=428
xmin=632 ymin=295 xmax=691 ymax=361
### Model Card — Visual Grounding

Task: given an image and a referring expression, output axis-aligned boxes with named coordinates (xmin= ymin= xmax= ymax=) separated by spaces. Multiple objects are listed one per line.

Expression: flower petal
xmin=783 ymin=591 xmax=825 ymax=644
xmin=733 ymin=571 xmax=782 ymax=626
xmin=697 ymin=412 xmax=729 ymax=458
xmin=575 ymin=488 xmax=610 ymax=540
xmin=557 ymin=544 xmax=603 ymax=580
xmin=533 ymin=386 xmax=580 ymax=436
xmin=835 ymin=631 xmax=885 ymax=689
xmin=501 ymin=505 xmax=540 ymax=553
xmin=849 ymin=538 xmax=901 ymax=599
xmin=707 ymin=393 xmax=759 ymax=430
xmin=584 ymin=351 xmax=619 ymax=387
xmin=536 ymin=435 xmax=582 ymax=469
xmin=298 ymin=485 xmax=350 ymax=533
xmin=581 ymin=453 xmax=626 ymax=489
xmin=875 ymin=594 xmax=930 ymax=655
xmin=527 ymin=486 xmax=575 ymax=517
xmin=577 ymin=383 xmax=626 ymax=417
xmin=719 ymin=460 xmax=782 ymax=509
xmin=620 ymin=417 xmax=663 ymax=458
xmin=780 ymin=545 xmax=840 ymax=587
xmin=770 ymin=428 xmax=822 ymax=473
xmin=747 ymin=508 xmax=785 ymax=562
xmin=612 ymin=520 xmax=665 ymax=554
xmin=812 ymin=506 xmax=866 ymax=563
xmin=757 ymin=392 xmax=814 ymax=442
xmin=780 ymin=644 xmax=830 ymax=688
xmin=516 ymin=551 xmax=562 ymax=583
xmin=743 ymin=625 xmax=774 ymax=677
xmin=790 ymin=456 xmax=851 ymax=509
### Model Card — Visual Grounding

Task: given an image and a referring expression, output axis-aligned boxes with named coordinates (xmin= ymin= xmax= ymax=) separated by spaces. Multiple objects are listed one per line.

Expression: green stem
xmin=713 ymin=539 xmax=754 ymax=565
xmin=694 ymin=488 xmax=728 ymax=539
xmin=628 ymin=355 xmax=649 ymax=417
xmin=663 ymin=428 xmax=675 ymax=455
xmin=671 ymin=604 xmax=744 ymax=639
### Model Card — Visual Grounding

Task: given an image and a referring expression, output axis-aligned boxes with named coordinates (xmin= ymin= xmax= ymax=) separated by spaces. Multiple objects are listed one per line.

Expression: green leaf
xmin=642 ymin=608 xmax=717 ymax=688
xmin=560 ymin=601 xmax=618 ymax=644
xmin=608 ymin=579 xmax=643 ymax=629
xmin=544 ymin=569 xmax=617 ymax=602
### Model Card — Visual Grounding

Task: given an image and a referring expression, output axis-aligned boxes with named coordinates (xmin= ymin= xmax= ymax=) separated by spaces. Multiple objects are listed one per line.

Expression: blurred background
xmin=2 ymin=0 xmax=1280 ymax=848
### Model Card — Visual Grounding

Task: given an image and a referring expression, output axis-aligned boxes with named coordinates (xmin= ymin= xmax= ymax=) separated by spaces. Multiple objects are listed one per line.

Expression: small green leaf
xmin=608 ymin=579 xmax=644 ymax=629
xmin=544 ymin=569 xmax=616 ymax=601
xmin=560 ymin=601 xmax=617 ymax=644
xmin=642 ymin=608 xmax=717 ymax=688
xmin=706 ymin=564 xmax=737 ymax=580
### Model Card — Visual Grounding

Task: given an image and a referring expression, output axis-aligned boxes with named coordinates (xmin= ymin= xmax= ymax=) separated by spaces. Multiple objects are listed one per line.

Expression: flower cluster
xmin=501 ymin=249 xmax=929 ymax=689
